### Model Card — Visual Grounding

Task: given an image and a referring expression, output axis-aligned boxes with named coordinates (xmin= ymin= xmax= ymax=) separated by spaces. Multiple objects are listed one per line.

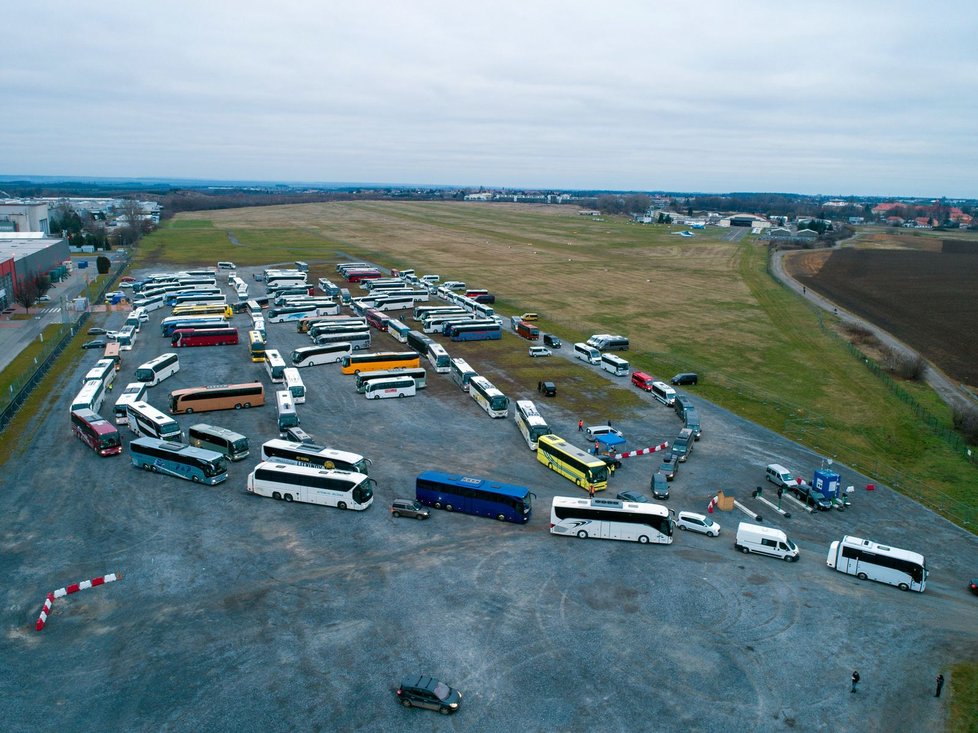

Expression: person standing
xmin=578 ymin=419 xmax=584 ymax=432
xmin=850 ymin=670 xmax=860 ymax=693
xmin=935 ymin=673 xmax=944 ymax=697
xmin=588 ymin=485 xmax=595 ymax=499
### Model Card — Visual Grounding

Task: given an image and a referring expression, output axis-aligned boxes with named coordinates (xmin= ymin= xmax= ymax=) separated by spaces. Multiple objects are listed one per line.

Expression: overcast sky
xmin=4 ymin=1 xmax=977 ymax=197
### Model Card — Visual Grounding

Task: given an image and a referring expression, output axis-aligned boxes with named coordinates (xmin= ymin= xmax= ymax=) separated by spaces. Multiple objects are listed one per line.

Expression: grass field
xmin=133 ymin=201 xmax=977 ymax=528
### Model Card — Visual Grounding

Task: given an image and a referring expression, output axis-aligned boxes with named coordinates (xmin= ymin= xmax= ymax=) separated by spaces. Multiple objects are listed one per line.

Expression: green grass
xmin=136 ymin=202 xmax=977 ymax=528
xmin=949 ymin=661 xmax=978 ymax=733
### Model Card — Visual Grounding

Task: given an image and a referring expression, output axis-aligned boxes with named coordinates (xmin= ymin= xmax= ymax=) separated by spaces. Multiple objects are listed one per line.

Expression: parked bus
xmin=421 ymin=314 xmax=469 ymax=334
xmin=131 ymin=293 xmax=165 ymax=312
xmin=130 ymin=437 xmax=228 ymax=485
xmin=169 ymin=292 xmax=225 ymax=306
xmin=188 ymin=423 xmax=250 ymax=461
xmin=113 ymin=381 xmax=148 ymax=425
xmin=169 ymin=382 xmax=265 ymax=414
xmin=468 ymin=376 xmax=509 ymax=418
xmin=413 ymin=305 xmax=465 ymax=322
xmin=117 ymin=325 xmax=137 ymax=352
xmin=126 ymin=401 xmax=182 ymax=441
xmin=161 ymin=315 xmax=227 ymax=337
xmin=310 ymin=323 xmax=374 ymax=341
xmin=260 ymin=439 xmax=372 ymax=475
xmin=370 ymin=294 xmax=415 ymax=312
xmin=354 ymin=367 xmax=427 ymax=393
xmin=135 ymin=353 xmax=180 ymax=386
xmin=449 ymin=357 xmax=477 ymax=392
xmin=217 ymin=261 xmax=236 ymax=270
xmin=415 ymin=470 xmax=532 ymax=524
xmin=247 ymin=462 xmax=375 ymax=509
xmin=364 ymin=308 xmax=391 ymax=331
xmin=282 ymin=367 xmax=306 ymax=404
xmin=826 ymin=536 xmax=927 ymax=592
xmin=386 ymin=318 xmax=411 ymax=343
xmin=276 ymin=390 xmax=300 ymax=434
xmin=363 ymin=374 xmax=416 ymax=400
xmin=345 ymin=269 xmax=383 ymax=284
xmin=573 ymin=342 xmax=601 ymax=365
xmin=550 ymin=496 xmax=674 ymax=544
xmin=340 ymin=351 xmax=421 ymax=375
xmin=406 ymin=329 xmax=434 ymax=355
xmin=102 ymin=342 xmax=121 ymax=371
xmin=264 ymin=271 xmax=308 ymax=290
xmin=249 ymin=330 xmax=266 ymax=362
xmin=171 ymin=327 xmax=239 ymax=347
xmin=171 ymin=303 xmax=234 ymax=319
xmin=264 ymin=349 xmax=287 ymax=383
xmin=449 ymin=322 xmax=502 ymax=342
xmin=318 ymin=278 xmax=341 ymax=296
xmin=335 ymin=261 xmax=371 ymax=274
xmin=470 ymin=301 xmax=495 ymax=319
xmin=515 ymin=320 xmax=540 ymax=341
xmin=245 ymin=299 xmax=262 ymax=315
xmin=514 ymin=400 xmax=551 ymax=450
xmin=313 ymin=331 xmax=372 ymax=351
xmin=442 ymin=318 xmax=497 ymax=335
xmin=420 ymin=343 xmax=448 ymax=374
xmin=267 ymin=305 xmax=335 ymax=323
xmin=464 ymin=289 xmax=489 ymax=298
xmin=291 ymin=343 xmax=353 ymax=368
xmin=70 ymin=408 xmax=122 ymax=456
xmin=71 ymin=379 xmax=106 ymax=414
xmin=536 ymin=434 xmax=609 ymax=492
xmin=600 ymin=353 xmax=630 ymax=377
xmin=300 ymin=315 xmax=365 ymax=334
xmin=83 ymin=358 xmax=117 ymax=390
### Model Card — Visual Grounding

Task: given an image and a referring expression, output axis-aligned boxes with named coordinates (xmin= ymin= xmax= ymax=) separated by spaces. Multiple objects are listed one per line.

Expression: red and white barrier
xmin=612 ymin=442 xmax=669 ymax=460
xmin=52 ymin=572 xmax=122 ymax=599
xmin=34 ymin=572 xmax=123 ymax=632
xmin=35 ymin=593 xmax=55 ymax=632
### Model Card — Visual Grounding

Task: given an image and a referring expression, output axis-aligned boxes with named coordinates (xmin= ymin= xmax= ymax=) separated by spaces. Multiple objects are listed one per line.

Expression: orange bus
xmin=339 ymin=351 xmax=421 ymax=375
xmin=168 ymin=382 xmax=265 ymax=414
xmin=102 ymin=342 xmax=121 ymax=371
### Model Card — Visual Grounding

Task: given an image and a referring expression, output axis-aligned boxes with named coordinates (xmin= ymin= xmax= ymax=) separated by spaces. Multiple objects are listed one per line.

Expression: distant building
xmin=0 ymin=233 xmax=70 ymax=309
xmin=795 ymin=229 xmax=819 ymax=240
xmin=718 ymin=213 xmax=771 ymax=228
xmin=0 ymin=200 xmax=50 ymax=235
xmin=768 ymin=227 xmax=792 ymax=239
xmin=464 ymin=192 xmax=492 ymax=201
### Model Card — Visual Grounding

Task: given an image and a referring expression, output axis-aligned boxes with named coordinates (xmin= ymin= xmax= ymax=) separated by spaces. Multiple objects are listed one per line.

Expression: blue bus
xmin=129 ymin=437 xmax=229 ymax=485
xmin=415 ymin=470 xmax=532 ymax=524
xmin=448 ymin=323 xmax=503 ymax=342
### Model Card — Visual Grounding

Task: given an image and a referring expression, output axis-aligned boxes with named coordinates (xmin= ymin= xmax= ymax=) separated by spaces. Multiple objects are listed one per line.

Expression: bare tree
xmin=14 ymin=272 xmax=47 ymax=313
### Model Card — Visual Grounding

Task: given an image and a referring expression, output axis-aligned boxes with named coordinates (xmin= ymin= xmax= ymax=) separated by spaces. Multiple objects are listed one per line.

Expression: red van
xmin=631 ymin=371 xmax=655 ymax=392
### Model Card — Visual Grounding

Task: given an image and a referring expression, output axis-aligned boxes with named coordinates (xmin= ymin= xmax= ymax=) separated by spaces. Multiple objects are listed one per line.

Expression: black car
xmin=537 ymin=380 xmax=557 ymax=397
xmin=87 ymin=327 xmax=107 ymax=336
xmin=543 ymin=333 xmax=562 ymax=348
xmin=659 ymin=453 xmax=679 ymax=481
xmin=617 ymin=490 xmax=652 ymax=504
xmin=673 ymin=393 xmax=694 ymax=418
xmin=396 ymin=676 xmax=462 ymax=715
xmin=81 ymin=339 xmax=106 ymax=350
xmin=671 ymin=372 xmax=698 ymax=386
xmin=650 ymin=472 xmax=670 ymax=499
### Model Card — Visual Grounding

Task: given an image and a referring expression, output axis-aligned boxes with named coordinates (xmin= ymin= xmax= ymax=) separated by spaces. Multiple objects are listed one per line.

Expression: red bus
xmin=464 ymin=289 xmax=489 ymax=298
xmin=364 ymin=308 xmax=391 ymax=332
xmin=171 ymin=327 xmax=239 ymax=347
xmin=346 ymin=269 xmax=383 ymax=283
xmin=70 ymin=408 xmax=122 ymax=456
xmin=515 ymin=320 xmax=540 ymax=341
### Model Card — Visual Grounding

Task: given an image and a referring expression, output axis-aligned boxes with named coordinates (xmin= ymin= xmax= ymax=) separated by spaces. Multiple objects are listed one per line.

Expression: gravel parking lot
xmin=2 ymin=265 xmax=976 ymax=732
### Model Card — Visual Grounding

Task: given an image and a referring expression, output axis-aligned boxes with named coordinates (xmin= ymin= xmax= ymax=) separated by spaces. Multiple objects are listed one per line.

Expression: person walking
xmin=935 ymin=673 xmax=944 ymax=697
xmin=588 ymin=485 xmax=595 ymax=499
xmin=851 ymin=670 xmax=860 ymax=693
xmin=577 ymin=419 xmax=584 ymax=432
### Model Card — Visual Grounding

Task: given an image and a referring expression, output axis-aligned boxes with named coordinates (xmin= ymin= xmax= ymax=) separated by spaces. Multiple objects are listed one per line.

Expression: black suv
xmin=396 ymin=676 xmax=462 ymax=715
xmin=543 ymin=333 xmax=562 ymax=348
xmin=671 ymin=372 xmax=698 ymax=386
xmin=673 ymin=393 xmax=694 ymax=418
xmin=537 ymin=380 xmax=557 ymax=397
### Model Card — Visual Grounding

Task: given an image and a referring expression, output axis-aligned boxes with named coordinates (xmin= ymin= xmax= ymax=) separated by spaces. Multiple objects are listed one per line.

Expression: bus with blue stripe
xmin=415 ymin=470 xmax=532 ymax=524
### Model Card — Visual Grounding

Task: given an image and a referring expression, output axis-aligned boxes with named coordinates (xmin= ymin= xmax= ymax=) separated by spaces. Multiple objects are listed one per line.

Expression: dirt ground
xmin=787 ymin=248 xmax=978 ymax=388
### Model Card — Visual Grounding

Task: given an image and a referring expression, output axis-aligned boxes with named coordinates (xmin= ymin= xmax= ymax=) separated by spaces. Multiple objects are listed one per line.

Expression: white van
xmin=573 ymin=342 xmax=601 ymax=365
xmin=765 ymin=464 xmax=799 ymax=489
xmin=650 ymin=381 xmax=676 ymax=406
xmin=735 ymin=522 xmax=799 ymax=561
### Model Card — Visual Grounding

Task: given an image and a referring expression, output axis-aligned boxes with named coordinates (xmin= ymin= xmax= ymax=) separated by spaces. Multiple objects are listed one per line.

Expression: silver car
xmin=676 ymin=511 xmax=720 ymax=537
xmin=391 ymin=498 xmax=430 ymax=520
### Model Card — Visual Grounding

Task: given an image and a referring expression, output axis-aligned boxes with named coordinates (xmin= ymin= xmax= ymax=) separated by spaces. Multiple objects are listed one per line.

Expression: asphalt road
xmin=1 ymin=264 xmax=975 ymax=732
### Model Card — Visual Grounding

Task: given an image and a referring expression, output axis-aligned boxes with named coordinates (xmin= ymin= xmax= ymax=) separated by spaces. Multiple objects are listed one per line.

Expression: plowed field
xmin=788 ymin=248 xmax=978 ymax=387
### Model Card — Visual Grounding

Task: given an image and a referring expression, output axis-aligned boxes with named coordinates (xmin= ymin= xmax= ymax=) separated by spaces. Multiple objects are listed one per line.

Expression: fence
xmin=0 ymin=261 xmax=127 ymax=434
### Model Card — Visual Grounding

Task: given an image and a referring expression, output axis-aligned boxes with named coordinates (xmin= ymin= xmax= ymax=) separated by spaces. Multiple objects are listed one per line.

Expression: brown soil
xmin=788 ymin=248 xmax=978 ymax=387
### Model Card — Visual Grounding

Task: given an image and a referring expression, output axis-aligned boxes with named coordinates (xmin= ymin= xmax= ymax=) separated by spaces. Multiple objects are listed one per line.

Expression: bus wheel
xmin=234 ymin=404 xmax=242 ymax=409
xmin=143 ymin=464 xmax=153 ymax=472
xmin=185 ymin=408 xmax=193 ymax=414
xmin=338 ymin=502 xmax=347 ymax=510
xmin=273 ymin=492 xmax=281 ymax=500
xmin=638 ymin=535 xmax=649 ymax=544
xmin=577 ymin=530 xmax=588 ymax=539
xmin=898 ymin=583 xmax=909 ymax=591
xmin=857 ymin=572 xmax=867 ymax=580
xmin=445 ymin=504 xmax=454 ymax=512
xmin=434 ymin=502 xmax=442 ymax=509
xmin=496 ymin=514 xmax=506 ymax=521
xmin=284 ymin=494 xmax=293 ymax=502
xmin=244 ymin=402 xmax=251 ymax=408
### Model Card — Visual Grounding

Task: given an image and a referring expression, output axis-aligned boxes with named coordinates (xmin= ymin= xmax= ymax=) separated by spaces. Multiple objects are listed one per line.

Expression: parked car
xmin=671 ymin=372 xmax=699 ymax=386
xmin=37 ymin=295 xmax=51 ymax=302
xmin=528 ymin=345 xmax=552 ymax=358
xmin=120 ymin=276 xmax=135 ymax=282
xmin=670 ymin=428 xmax=695 ymax=463
xmin=520 ymin=312 xmax=539 ymax=321
xmin=676 ymin=511 xmax=721 ymax=537
xmin=81 ymin=339 xmax=106 ymax=350
xmin=391 ymin=498 xmax=430 ymax=520
xmin=87 ymin=327 xmax=107 ymax=336
xmin=650 ymin=472 xmax=670 ymax=500
xmin=537 ymin=380 xmax=557 ymax=397
xmin=395 ymin=676 xmax=462 ymax=715
xmin=673 ymin=393 xmax=694 ymax=418
xmin=659 ymin=453 xmax=679 ymax=481
xmin=790 ymin=482 xmax=834 ymax=511
xmin=585 ymin=424 xmax=623 ymax=441
xmin=543 ymin=333 xmax=562 ymax=348
xmin=617 ymin=490 xmax=652 ymax=504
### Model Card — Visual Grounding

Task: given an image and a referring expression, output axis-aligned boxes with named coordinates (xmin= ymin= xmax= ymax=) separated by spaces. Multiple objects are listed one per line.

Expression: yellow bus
xmin=248 ymin=330 xmax=266 ymax=362
xmin=536 ymin=434 xmax=610 ymax=492
xmin=102 ymin=341 xmax=121 ymax=371
xmin=168 ymin=382 xmax=266 ymax=414
xmin=339 ymin=351 xmax=421 ymax=375
xmin=171 ymin=303 xmax=234 ymax=319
